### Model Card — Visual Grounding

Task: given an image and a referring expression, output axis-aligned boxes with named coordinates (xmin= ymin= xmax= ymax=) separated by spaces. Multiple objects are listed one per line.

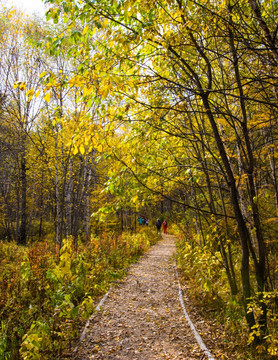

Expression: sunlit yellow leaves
xmin=73 ymin=145 xmax=79 ymax=155
xmin=83 ymin=86 xmax=93 ymax=97
xmin=132 ymin=195 xmax=138 ymax=204
xmin=79 ymin=144 xmax=85 ymax=155
xmin=96 ymin=144 xmax=103 ymax=152
xmin=7 ymin=8 xmax=17 ymax=19
xmin=45 ymin=79 xmax=57 ymax=90
xmin=13 ymin=81 xmax=26 ymax=91
xmin=19 ymin=82 xmax=26 ymax=91
xmin=68 ymin=75 xmax=84 ymax=88
xmin=82 ymin=25 xmax=89 ymax=36
xmin=26 ymin=88 xmax=35 ymax=102
xmin=71 ymin=140 xmax=104 ymax=156
xmin=98 ymin=84 xmax=111 ymax=98
xmin=39 ymin=71 xmax=47 ymax=79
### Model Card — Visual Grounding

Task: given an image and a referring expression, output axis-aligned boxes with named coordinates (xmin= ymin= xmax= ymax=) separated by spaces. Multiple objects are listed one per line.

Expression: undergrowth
xmin=0 ymin=228 xmax=160 ymax=360
xmin=174 ymin=225 xmax=278 ymax=360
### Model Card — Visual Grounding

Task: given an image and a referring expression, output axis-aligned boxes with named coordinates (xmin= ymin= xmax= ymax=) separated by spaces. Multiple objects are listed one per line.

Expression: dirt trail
xmin=72 ymin=235 xmax=216 ymax=360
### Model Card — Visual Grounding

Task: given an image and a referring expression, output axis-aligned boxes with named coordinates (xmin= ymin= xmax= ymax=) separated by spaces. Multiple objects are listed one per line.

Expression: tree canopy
xmin=0 ymin=0 xmax=278 ymax=357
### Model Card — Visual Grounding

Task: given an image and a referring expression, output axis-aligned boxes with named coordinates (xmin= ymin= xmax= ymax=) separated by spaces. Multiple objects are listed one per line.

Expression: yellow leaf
xmin=19 ymin=82 xmax=26 ymax=91
xmin=39 ymin=71 xmax=47 ymax=79
xmin=79 ymin=144 xmax=85 ymax=155
xmin=82 ymin=25 xmax=89 ymax=36
xmin=26 ymin=88 xmax=35 ymax=102
xmin=97 ymin=144 xmax=103 ymax=152
xmin=35 ymin=89 xmax=41 ymax=98
xmin=13 ymin=81 xmax=19 ymax=89
xmin=26 ymin=88 xmax=34 ymax=97
xmin=44 ymin=92 xmax=51 ymax=103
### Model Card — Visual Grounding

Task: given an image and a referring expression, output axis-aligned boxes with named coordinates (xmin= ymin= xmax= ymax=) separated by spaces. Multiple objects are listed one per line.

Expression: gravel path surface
xmin=72 ymin=235 xmax=216 ymax=360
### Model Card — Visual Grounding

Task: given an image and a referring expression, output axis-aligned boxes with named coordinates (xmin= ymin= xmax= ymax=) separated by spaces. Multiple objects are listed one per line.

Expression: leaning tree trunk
xmin=202 ymin=94 xmax=256 ymax=330
xmin=228 ymin=9 xmax=267 ymax=334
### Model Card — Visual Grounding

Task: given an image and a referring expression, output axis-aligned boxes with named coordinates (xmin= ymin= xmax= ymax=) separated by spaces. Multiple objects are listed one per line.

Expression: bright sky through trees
xmin=9 ymin=0 xmax=46 ymax=15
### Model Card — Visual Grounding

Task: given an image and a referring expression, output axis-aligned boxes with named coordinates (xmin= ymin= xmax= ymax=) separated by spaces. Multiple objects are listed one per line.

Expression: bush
xmin=175 ymin=228 xmax=278 ymax=359
xmin=0 ymin=228 xmax=160 ymax=359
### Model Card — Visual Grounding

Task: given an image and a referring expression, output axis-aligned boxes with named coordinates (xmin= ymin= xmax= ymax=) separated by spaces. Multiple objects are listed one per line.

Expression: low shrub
xmin=175 ymin=228 xmax=278 ymax=359
xmin=0 ymin=228 xmax=160 ymax=359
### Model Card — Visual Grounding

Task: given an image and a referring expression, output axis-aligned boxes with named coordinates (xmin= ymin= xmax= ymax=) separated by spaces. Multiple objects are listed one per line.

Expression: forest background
xmin=0 ymin=0 xmax=278 ymax=359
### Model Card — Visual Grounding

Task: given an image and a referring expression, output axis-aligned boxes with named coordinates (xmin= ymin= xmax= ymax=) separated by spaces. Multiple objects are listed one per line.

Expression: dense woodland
xmin=0 ymin=0 xmax=278 ymax=359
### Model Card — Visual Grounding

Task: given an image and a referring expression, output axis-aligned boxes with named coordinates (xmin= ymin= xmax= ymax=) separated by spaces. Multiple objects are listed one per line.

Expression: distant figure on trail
xmin=145 ymin=218 xmax=149 ymax=226
xmin=138 ymin=217 xmax=143 ymax=225
xmin=162 ymin=219 xmax=167 ymax=234
xmin=156 ymin=219 xmax=162 ymax=233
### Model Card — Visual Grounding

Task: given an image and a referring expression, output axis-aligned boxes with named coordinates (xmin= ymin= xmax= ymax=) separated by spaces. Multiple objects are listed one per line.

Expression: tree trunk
xmin=228 ymin=8 xmax=266 ymax=333
xmin=202 ymin=94 xmax=256 ymax=330
xmin=65 ymin=158 xmax=73 ymax=236
xmin=217 ymin=173 xmax=239 ymax=295
xmin=84 ymin=161 xmax=92 ymax=241
xmin=19 ymin=153 xmax=27 ymax=245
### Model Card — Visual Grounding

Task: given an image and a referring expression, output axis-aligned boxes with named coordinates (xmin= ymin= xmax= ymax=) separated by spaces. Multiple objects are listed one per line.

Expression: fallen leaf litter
xmin=71 ymin=235 xmax=217 ymax=360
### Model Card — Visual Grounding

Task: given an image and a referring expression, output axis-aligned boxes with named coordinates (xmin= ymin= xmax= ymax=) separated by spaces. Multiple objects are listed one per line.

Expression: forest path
xmin=72 ymin=235 xmax=216 ymax=360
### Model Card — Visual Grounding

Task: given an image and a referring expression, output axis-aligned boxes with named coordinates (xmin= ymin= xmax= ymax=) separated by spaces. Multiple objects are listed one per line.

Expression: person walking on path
xmin=156 ymin=218 xmax=162 ymax=233
xmin=162 ymin=219 xmax=168 ymax=234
